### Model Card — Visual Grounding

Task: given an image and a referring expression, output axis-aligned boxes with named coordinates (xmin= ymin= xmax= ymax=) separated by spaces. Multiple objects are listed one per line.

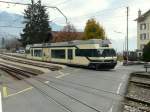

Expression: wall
xmin=137 ymin=15 xmax=150 ymax=50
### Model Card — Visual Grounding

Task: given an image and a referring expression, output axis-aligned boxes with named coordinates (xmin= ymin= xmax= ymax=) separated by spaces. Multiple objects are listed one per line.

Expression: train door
xmin=68 ymin=49 xmax=73 ymax=63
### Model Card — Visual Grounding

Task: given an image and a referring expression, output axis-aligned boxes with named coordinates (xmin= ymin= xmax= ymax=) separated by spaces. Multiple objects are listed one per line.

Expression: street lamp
xmin=113 ymin=31 xmax=126 ymax=52
xmin=113 ymin=31 xmax=129 ymax=64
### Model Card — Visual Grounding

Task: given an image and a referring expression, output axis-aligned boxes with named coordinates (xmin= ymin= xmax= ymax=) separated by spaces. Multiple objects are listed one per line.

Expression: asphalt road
xmin=2 ymin=63 xmax=145 ymax=112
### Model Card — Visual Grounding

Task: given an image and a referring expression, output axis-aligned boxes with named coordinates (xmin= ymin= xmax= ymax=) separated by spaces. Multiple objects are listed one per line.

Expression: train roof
xmin=26 ymin=39 xmax=111 ymax=49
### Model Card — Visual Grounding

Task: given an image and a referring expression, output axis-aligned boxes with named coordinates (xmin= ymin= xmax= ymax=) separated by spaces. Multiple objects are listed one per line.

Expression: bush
xmin=143 ymin=42 xmax=150 ymax=62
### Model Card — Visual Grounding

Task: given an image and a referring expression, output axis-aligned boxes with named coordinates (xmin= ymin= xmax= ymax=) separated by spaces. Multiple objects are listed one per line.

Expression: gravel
xmin=123 ymin=72 xmax=150 ymax=112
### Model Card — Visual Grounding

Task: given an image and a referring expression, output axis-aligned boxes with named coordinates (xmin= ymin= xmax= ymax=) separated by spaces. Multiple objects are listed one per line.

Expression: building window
xmin=147 ymin=33 xmax=149 ymax=39
xmin=51 ymin=49 xmax=66 ymax=59
xmin=140 ymin=23 xmax=146 ymax=30
xmin=140 ymin=33 xmax=147 ymax=40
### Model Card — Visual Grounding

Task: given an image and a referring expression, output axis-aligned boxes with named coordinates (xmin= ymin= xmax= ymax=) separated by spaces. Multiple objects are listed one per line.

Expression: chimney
xmin=138 ymin=9 xmax=141 ymax=17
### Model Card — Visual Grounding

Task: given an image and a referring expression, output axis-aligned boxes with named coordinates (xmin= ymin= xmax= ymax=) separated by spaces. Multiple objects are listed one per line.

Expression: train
xmin=26 ymin=39 xmax=117 ymax=69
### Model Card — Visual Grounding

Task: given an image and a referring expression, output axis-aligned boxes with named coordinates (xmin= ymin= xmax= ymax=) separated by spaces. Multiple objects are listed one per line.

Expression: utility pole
xmin=31 ymin=0 xmax=34 ymax=5
xmin=126 ymin=7 xmax=129 ymax=62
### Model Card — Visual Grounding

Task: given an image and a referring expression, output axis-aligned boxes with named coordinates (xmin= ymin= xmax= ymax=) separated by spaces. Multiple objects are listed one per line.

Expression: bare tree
xmin=5 ymin=38 xmax=22 ymax=51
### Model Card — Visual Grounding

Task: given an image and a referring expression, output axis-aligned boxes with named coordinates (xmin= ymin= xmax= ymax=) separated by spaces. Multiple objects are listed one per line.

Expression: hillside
xmin=0 ymin=11 xmax=63 ymax=38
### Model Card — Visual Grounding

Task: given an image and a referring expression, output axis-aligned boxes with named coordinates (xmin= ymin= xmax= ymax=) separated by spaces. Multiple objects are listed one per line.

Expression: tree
xmin=143 ymin=41 xmax=150 ymax=62
xmin=53 ymin=23 xmax=80 ymax=42
xmin=20 ymin=0 xmax=51 ymax=46
xmin=84 ymin=18 xmax=106 ymax=40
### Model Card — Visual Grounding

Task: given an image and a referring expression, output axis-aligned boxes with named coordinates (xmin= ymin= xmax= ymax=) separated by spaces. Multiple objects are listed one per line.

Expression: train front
xmin=88 ymin=40 xmax=117 ymax=69
xmin=88 ymin=48 xmax=117 ymax=69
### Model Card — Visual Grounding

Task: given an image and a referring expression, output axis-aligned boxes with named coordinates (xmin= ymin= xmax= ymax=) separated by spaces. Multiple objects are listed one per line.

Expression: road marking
xmin=44 ymin=81 xmax=49 ymax=84
xmin=122 ymin=74 xmax=127 ymax=80
xmin=117 ymin=83 xmax=123 ymax=94
xmin=2 ymin=86 xmax=8 ymax=98
xmin=56 ymin=71 xmax=70 ymax=79
xmin=0 ymin=92 xmax=2 ymax=112
xmin=6 ymin=87 xmax=33 ymax=98
xmin=73 ymin=69 xmax=80 ymax=72
xmin=108 ymin=105 xmax=113 ymax=112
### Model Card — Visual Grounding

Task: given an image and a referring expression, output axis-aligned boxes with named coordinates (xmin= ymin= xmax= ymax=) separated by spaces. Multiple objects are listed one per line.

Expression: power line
xmin=67 ymin=7 xmax=126 ymax=22
xmin=60 ymin=0 xmax=130 ymax=21
xmin=52 ymin=0 xmax=72 ymax=6
xmin=0 ymin=0 xmax=29 ymax=6
xmin=0 ymin=0 xmax=68 ymax=24
xmin=0 ymin=25 xmax=23 ymax=28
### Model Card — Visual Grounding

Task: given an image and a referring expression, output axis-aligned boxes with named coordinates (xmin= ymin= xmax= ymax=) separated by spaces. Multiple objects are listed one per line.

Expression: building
xmin=135 ymin=9 xmax=150 ymax=56
xmin=52 ymin=31 xmax=84 ymax=42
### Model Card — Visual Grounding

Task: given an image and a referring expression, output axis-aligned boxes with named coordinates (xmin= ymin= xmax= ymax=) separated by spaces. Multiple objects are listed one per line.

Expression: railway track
xmin=1 ymin=54 xmax=150 ymax=111
xmin=0 ymin=54 xmax=62 ymax=71
xmin=123 ymin=72 xmax=150 ymax=112
xmin=0 ymin=63 xmax=104 ymax=112
xmin=0 ymin=64 xmax=38 ymax=80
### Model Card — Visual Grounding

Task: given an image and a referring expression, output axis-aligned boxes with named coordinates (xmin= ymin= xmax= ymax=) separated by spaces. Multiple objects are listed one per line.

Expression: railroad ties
xmin=0 ymin=64 xmax=38 ymax=80
xmin=0 ymin=53 xmax=62 ymax=71
xmin=123 ymin=72 xmax=150 ymax=112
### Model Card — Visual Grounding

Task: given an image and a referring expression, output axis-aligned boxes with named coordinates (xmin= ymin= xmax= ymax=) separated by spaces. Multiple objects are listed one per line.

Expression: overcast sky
xmin=0 ymin=0 xmax=150 ymax=51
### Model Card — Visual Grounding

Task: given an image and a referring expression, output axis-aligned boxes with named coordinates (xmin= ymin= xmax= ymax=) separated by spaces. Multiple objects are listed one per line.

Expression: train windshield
xmin=75 ymin=49 xmax=116 ymax=57
xmin=97 ymin=49 xmax=116 ymax=57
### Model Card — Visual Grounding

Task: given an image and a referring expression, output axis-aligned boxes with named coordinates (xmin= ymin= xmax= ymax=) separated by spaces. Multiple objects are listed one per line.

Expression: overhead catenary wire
xmin=0 ymin=25 xmax=24 ymax=28
xmin=52 ymin=0 xmax=73 ymax=6
xmin=0 ymin=0 xmax=68 ymax=24
xmin=0 ymin=0 xmax=131 ymax=24
xmin=0 ymin=0 xmax=133 ymax=27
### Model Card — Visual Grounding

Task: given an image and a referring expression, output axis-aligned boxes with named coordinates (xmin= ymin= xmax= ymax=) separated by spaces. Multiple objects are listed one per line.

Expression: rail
xmin=0 ymin=64 xmax=38 ymax=80
xmin=0 ymin=54 xmax=62 ymax=71
xmin=123 ymin=72 xmax=150 ymax=111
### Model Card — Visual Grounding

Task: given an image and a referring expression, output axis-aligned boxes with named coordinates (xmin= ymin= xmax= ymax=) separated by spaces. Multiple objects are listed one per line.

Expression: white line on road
xmin=7 ymin=87 xmax=33 ymax=98
xmin=0 ymin=92 xmax=2 ymax=112
xmin=56 ymin=71 xmax=70 ymax=79
xmin=108 ymin=105 xmax=113 ymax=112
xmin=44 ymin=81 xmax=49 ymax=84
xmin=117 ymin=83 xmax=123 ymax=94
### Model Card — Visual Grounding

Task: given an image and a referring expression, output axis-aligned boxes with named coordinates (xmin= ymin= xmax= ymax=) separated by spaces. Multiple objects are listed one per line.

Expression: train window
xmin=34 ymin=50 xmax=42 ymax=57
xmin=75 ymin=49 xmax=116 ymax=57
xmin=75 ymin=49 xmax=99 ymax=57
xmin=51 ymin=50 xmax=66 ymax=59
xmin=102 ymin=49 xmax=116 ymax=57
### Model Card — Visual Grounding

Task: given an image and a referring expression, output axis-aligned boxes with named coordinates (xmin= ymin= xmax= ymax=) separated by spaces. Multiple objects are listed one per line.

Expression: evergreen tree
xmin=84 ymin=18 xmax=106 ymax=40
xmin=143 ymin=41 xmax=150 ymax=62
xmin=20 ymin=0 xmax=51 ymax=46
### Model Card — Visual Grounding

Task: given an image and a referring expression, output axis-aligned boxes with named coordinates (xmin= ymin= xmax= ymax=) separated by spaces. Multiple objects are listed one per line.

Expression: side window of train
xmin=75 ymin=49 xmax=80 ymax=56
xmin=68 ymin=49 xmax=73 ymax=60
xmin=51 ymin=49 xmax=66 ymax=59
xmin=34 ymin=50 xmax=42 ymax=57
xmin=75 ymin=49 xmax=99 ymax=57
